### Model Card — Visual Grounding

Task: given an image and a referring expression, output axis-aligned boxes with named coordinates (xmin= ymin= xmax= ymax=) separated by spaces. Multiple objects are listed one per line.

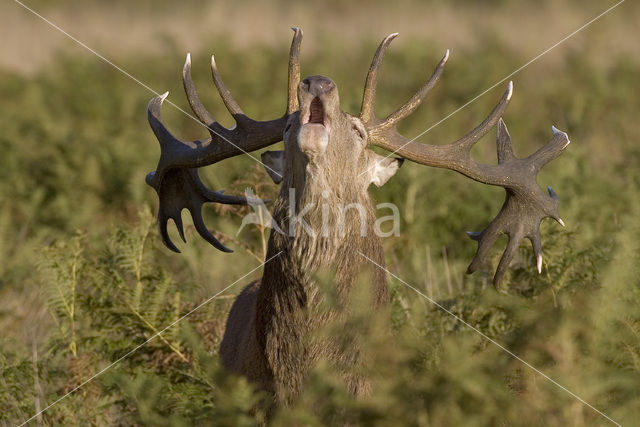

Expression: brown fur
xmin=219 ymin=76 xmax=395 ymax=405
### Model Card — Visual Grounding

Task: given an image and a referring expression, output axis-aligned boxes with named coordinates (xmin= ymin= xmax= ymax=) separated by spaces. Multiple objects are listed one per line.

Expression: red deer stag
xmin=145 ymin=29 xmax=569 ymax=403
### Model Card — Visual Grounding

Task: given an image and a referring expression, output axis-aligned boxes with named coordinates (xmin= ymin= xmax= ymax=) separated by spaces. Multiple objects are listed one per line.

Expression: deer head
xmin=145 ymin=28 xmax=569 ymax=286
xmin=259 ymin=73 xmax=404 ymax=238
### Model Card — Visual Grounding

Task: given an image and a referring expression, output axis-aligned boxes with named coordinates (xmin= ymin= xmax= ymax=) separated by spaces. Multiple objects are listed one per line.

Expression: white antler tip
xmin=551 ymin=125 xmax=568 ymax=138
xmin=443 ymin=49 xmax=450 ymax=61
xmin=558 ymin=218 xmax=565 ymax=227
xmin=182 ymin=54 xmax=191 ymax=76
xmin=466 ymin=231 xmax=482 ymax=241
xmin=506 ymin=81 xmax=514 ymax=100
xmin=385 ymin=33 xmax=399 ymax=42
xmin=536 ymin=254 xmax=542 ymax=274
xmin=159 ymin=91 xmax=169 ymax=102
xmin=551 ymin=125 xmax=570 ymax=147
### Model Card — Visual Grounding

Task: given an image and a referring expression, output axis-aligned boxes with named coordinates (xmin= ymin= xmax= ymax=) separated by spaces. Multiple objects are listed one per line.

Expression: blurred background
xmin=1 ymin=0 xmax=639 ymax=425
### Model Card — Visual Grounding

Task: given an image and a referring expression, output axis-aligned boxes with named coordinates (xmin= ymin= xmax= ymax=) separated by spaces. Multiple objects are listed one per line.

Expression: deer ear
xmin=261 ymin=150 xmax=285 ymax=184
xmin=367 ymin=151 xmax=404 ymax=187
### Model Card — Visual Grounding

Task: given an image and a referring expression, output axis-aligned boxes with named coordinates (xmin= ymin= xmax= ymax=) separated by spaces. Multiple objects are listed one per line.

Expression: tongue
xmin=309 ymin=97 xmax=324 ymax=124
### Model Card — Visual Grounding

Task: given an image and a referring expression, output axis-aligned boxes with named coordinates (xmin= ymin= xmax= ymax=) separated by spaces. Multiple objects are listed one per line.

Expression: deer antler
xmin=362 ymin=34 xmax=569 ymax=286
xmin=146 ymin=28 xmax=303 ymax=252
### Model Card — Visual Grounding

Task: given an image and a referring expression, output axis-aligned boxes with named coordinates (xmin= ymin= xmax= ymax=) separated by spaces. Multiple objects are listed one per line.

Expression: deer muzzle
xmin=298 ymin=76 xmax=337 ymax=155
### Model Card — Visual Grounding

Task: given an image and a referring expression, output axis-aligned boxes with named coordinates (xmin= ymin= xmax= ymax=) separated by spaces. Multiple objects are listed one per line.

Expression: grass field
xmin=1 ymin=0 xmax=639 ymax=425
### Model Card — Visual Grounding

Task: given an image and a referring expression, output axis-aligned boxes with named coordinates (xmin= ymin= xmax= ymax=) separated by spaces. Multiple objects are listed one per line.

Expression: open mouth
xmin=302 ymin=97 xmax=328 ymax=129
xmin=309 ymin=97 xmax=324 ymax=124
xmin=298 ymin=96 xmax=330 ymax=154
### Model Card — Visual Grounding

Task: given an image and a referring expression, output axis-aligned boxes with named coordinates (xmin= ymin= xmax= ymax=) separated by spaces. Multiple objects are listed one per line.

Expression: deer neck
xmin=257 ymin=167 xmax=388 ymax=320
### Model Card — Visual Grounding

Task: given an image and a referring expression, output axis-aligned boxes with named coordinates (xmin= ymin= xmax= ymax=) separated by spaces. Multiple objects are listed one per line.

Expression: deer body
xmin=146 ymin=28 xmax=569 ymax=407
xmin=221 ymin=76 xmax=392 ymax=401
xmin=220 ymin=201 xmax=388 ymax=400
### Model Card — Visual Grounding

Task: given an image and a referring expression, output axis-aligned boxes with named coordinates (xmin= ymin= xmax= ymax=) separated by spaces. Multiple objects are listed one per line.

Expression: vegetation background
xmin=1 ymin=0 xmax=638 ymax=425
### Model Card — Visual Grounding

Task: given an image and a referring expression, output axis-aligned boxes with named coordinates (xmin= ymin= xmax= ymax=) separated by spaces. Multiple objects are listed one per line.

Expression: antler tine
xmin=147 ymin=91 xmax=207 ymax=157
xmin=528 ymin=126 xmax=570 ymax=171
xmin=211 ymin=54 xmax=244 ymax=116
xmin=496 ymin=118 xmax=516 ymax=163
xmin=360 ymin=32 xmax=398 ymax=124
xmin=455 ymin=82 xmax=512 ymax=150
xmin=382 ymin=49 xmax=449 ymax=129
xmin=287 ymin=27 xmax=303 ymax=114
xmin=183 ymin=53 xmax=217 ymax=126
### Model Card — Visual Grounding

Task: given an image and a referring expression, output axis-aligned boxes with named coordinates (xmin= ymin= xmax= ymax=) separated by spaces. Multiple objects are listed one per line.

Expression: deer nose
xmin=302 ymin=76 xmax=336 ymax=96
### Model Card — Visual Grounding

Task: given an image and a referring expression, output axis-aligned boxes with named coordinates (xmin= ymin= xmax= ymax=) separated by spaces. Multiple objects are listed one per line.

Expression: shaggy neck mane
xmin=254 ymin=165 xmax=389 ymax=396
xmin=268 ymin=163 xmax=378 ymax=281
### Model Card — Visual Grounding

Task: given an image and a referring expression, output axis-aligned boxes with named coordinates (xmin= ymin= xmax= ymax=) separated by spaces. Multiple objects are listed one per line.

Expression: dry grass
xmin=2 ymin=0 xmax=638 ymax=75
